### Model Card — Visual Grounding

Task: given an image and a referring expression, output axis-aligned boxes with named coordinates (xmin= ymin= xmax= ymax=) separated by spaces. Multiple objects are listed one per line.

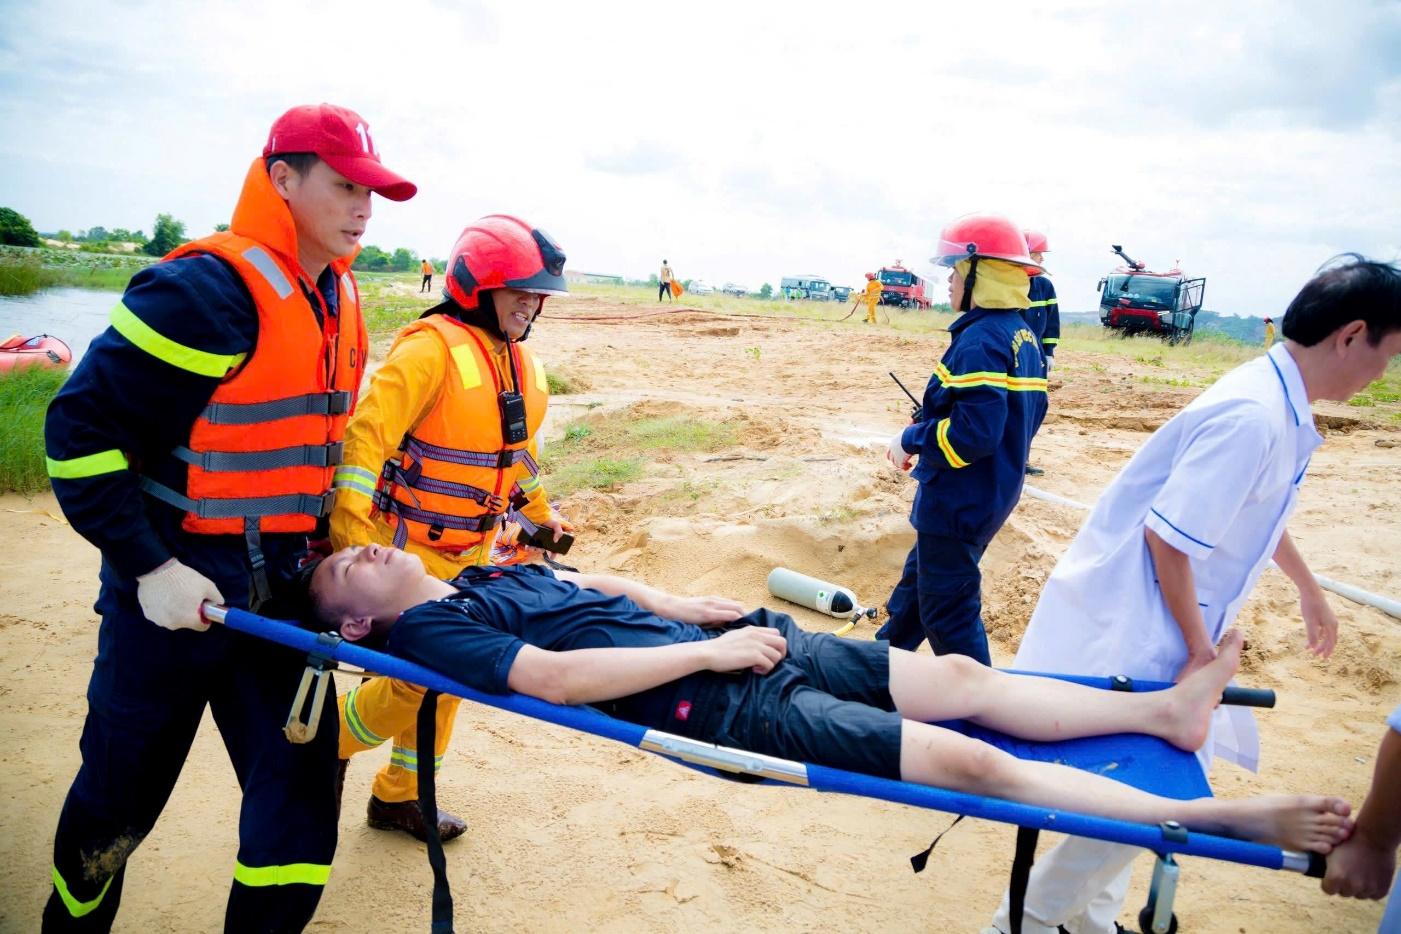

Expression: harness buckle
xmin=325 ymin=391 xmax=352 ymax=416
xmin=284 ymin=632 xmax=342 ymax=744
xmin=494 ymin=449 xmax=516 ymax=470
xmin=322 ymin=441 xmax=345 ymax=466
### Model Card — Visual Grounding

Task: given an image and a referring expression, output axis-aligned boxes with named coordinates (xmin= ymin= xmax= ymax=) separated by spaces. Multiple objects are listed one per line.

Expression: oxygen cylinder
xmin=767 ymin=567 xmax=859 ymax=618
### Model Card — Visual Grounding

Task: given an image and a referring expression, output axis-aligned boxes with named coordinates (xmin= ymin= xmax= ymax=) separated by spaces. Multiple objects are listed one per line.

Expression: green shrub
xmin=0 ymin=365 xmax=68 ymax=494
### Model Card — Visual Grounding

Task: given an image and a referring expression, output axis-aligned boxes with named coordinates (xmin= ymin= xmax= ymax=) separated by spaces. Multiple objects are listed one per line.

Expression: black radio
xmin=499 ymin=391 xmax=528 ymax=444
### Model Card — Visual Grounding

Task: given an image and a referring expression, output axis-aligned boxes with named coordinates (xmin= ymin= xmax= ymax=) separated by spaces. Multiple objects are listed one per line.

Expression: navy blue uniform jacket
xmin=899 ymin=307 xmax=1048 ymax=545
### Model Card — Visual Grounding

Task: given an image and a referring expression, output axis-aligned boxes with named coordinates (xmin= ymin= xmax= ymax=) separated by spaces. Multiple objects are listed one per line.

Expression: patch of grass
xmin=545 ymin=456 xmax=644 ymax=497
xmin=0 ymin=365 xmax=68 ymax=493
xmin=743 ymin=346 xmax=761 ymax=362
xmin=1139 ymin=374 xmax=1202 ymax=388
xmin=1348 ymin=394 xmax=1376 ymax=407
xmin=0 ymin=245 xmax=153 ymax=296
xmin=564 ymin=423 xmax=591 ymax=443
xmin=623 ymin=416 xmax=739 ymax=452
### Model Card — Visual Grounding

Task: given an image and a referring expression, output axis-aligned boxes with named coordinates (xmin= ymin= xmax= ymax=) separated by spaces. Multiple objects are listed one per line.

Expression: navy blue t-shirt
xmin=385 ymin=564 xmax=711 ymax=723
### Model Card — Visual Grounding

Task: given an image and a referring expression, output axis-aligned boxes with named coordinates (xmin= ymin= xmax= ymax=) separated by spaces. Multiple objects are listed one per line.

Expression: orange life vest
xmin=374 ymin=314 xmax=548 ymax=554
xmin=140 ymin=159 xmax=367 ymax=556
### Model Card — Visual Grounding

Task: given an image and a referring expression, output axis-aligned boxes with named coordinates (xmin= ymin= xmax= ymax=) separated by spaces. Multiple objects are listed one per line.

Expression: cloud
xmin=586 ymin=140 xmax=682 ymax=176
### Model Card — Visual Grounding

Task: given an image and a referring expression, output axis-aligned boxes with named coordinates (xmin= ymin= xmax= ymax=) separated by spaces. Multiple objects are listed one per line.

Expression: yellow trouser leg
xmin=865 ymin=299 xmax=878 ymax=322
xmin=338 ymin=676 xmax=463 ymax=803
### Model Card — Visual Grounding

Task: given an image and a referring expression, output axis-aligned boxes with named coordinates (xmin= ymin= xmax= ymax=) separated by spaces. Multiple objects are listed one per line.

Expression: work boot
xmin=1025 ymin=464 xmax=1045 ymax=476
xmin=367 ymin=795 xmax=468 ymax=843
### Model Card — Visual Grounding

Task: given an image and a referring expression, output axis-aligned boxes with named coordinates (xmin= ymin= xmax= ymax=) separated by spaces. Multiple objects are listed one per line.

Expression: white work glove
xmin=1045 ymin=356 xmax=1054 ymax=376
xmin=136 ymin=558 xmax=222 ymax=632
xmin=886 ymin=433 xmax=913 ymax=471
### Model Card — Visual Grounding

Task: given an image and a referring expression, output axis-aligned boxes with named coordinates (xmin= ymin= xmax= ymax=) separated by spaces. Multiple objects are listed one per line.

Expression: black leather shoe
xmin=366 ymin=795 xmax=468 ymax=843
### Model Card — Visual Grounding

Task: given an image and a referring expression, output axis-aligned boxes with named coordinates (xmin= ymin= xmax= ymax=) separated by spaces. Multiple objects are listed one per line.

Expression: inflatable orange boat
xmin=0 ymin=334 xmax=73 ymax=372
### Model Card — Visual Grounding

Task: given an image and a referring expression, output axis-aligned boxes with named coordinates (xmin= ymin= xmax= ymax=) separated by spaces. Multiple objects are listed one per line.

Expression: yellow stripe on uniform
xmin=1041 ymin=337 xmax=1060 ymax=345
xmin=51 ymin=865 xmax=115 ymax=919
xmin=1005 ymin=376 xmax=1049 ymax=392
xmin=1027 ymin=299 xmax=1057 ymax=308
xmin=448 ymin=344 xmax=483 ymax=391
xmin=46 ymin=449 xmax=129 ymax=479
xmin=933 ymin=362 xmax=1009 ymax=390
xmin=332 ymin=465 xmax=378 ymax=500
xmin=342 ymin=686 xmax=388 ymax=747
xmin=935 ymin=418 xmax=969 ymax=469
xmin=533 ymin=356 xmax=549 ymax=394
xmin=109 ymin=303 xmax=247 ymax=378
xmin=233 ymin=861 xmax=331 ymax=887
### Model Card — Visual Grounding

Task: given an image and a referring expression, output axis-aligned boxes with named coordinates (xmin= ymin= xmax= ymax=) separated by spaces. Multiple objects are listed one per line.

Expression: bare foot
xmin=1163 ymin=629 xmax=1244 ymax=751
xmin=1201 ymin=794 xmax=1354 ymax=853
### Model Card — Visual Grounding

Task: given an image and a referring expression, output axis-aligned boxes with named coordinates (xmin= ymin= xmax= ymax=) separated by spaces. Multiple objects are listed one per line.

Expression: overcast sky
xmin=2 ymin=0 xmax=1398 ymax=316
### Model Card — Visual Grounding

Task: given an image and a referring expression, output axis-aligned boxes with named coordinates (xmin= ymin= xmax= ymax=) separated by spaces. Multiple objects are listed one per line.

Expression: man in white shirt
xmin=988 ymin=255 xmax=1401 ymax=934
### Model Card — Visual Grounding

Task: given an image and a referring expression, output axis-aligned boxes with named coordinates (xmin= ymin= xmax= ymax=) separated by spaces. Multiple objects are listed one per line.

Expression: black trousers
xmin=44 ymin=576 xmax=339 ymax=933
xmin=420 ymin=275 xmax=432 ymax=292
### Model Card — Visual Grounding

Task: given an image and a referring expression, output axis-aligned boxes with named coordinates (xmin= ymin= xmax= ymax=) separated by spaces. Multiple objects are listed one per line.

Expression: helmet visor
xmin=932 ymin=237 xmax=979 ymax=267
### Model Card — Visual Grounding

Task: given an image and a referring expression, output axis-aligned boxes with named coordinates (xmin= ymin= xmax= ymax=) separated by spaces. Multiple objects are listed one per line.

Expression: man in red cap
xmin=41 ymin=103 xmax=414 ymax=932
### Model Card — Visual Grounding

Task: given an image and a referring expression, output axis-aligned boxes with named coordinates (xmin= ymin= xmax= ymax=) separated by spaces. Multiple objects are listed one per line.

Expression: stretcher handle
xmin=202 ymin=601 xmax=229 ymax=625
xmin=1220 ymin=686 xmax=1275 ymax=709
xmin=1305 ymin=852 xmax=1327 ymax=879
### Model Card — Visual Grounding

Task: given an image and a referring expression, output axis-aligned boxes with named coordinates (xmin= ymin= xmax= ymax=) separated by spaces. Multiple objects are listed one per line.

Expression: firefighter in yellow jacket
xmin=862 ymin=272 xmax=883 ymax=323
xmin=329 ymin=215 xmax=571 ymax=841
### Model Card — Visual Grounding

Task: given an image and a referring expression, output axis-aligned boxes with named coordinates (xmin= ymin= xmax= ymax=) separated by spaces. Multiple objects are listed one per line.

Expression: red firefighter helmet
xmin=865 ymin=272 xmax=876 ymax=280
xmin=1024 ymin=229 xmax=1049 ymax=254
xmin=444 ymin=215 xmax=568 ymax=310
xmin=932 ymin=213 xmax=1043 ymax=275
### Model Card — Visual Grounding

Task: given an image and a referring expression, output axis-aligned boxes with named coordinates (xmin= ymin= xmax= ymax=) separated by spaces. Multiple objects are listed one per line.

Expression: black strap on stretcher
xmin=417 ymin=690 xmax=455 ymax=933
xmin=909 ymin=815 xmax=1037 ymax=934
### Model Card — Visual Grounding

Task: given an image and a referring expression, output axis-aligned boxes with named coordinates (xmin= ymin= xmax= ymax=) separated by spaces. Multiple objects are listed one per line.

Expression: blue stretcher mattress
xmin=218 ymin=606 xmax=1301 ymax=873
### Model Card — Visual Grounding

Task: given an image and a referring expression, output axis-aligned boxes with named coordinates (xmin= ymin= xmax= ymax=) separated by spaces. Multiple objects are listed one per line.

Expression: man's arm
xmin=1145 ymin=527 xmax=1217 ymax=679
xmin=1271 ymin=529 xmax=1338 ymax=657
xmin=329 ymin=330 xmax=444 ymax=550
xmin=506 ymin=626 xmax=787 ymax=705
xmin=1040 ymin=278 xmax=1059 ymax=362
xmin=554 ymin=569 xmax=745 ymax=626
xmin=1323 ymin=722 xmax=1401 ymax=899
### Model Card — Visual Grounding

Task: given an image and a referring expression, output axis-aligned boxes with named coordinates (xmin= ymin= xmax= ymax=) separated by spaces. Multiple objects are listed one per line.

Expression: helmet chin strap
xmin=960 ymin=256 xmax=978 ymax=312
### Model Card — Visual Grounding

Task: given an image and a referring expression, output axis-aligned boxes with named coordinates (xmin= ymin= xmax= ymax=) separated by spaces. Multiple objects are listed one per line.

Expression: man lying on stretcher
xmin=301 ymin=542 xmax=1352 ymax=855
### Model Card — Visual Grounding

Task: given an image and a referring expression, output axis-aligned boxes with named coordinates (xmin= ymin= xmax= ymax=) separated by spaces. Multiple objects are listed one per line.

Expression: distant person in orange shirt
xmin=420 ymin=258 xmax=434 ymax=293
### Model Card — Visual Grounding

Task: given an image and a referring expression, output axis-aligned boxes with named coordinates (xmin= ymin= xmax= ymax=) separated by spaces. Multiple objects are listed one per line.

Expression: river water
xmin=0 ymin=287 xmax=120 ymax=363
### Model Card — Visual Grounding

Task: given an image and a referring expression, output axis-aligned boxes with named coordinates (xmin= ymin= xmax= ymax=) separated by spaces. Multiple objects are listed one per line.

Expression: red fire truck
xmin=1098 ymin=245 xmax=1206 ymax=345
xmin=877 ymin=262 xmax=932 ymax=309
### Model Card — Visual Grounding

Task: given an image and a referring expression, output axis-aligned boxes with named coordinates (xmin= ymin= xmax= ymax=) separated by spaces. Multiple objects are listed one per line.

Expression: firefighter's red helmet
xmin=1024 ymin=229 xmax=1049 ymax=254
xmin=932 ymin=213 xmax=1043 ymax=275
xmin=865 ymin=272 xmax=876 ymax=280
xmin=444 ymin=215 xmax=568 ymax=310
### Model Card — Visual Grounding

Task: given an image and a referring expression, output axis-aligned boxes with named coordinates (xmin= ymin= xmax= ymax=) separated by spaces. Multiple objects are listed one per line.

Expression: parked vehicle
xmin=877 ymin=262 xmax=931 ymax=309
xmin=688 ymin=279 xmax=715 ymax=295
xmin=779 ymin=275 xmax=834 ymax=301
xmin=830 ymin=285 xmax=852 ymax=302
xmin=720 ymin=282 xmax=749 ymax=297
xmin=1097 ymin=245 xmax=1205 ymax=345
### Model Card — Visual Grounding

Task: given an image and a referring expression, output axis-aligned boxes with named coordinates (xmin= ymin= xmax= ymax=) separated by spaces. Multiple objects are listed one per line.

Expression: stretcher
xmin=204 ymin=605 xmax=1325 ymax=934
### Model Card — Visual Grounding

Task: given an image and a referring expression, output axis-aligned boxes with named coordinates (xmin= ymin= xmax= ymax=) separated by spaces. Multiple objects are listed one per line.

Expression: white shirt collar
xmin=1265 ymin=342 xmax=1317 ymax=437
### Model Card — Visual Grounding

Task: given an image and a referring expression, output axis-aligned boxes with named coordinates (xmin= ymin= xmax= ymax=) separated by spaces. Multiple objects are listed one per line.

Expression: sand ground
xmin=1 ymin=291 xmax=1397 ymax=932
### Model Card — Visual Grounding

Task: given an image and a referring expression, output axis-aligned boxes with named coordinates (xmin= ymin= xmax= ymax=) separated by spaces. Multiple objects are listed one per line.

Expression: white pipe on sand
xmin=1020 ymin=483 xmax=1401 ymax=621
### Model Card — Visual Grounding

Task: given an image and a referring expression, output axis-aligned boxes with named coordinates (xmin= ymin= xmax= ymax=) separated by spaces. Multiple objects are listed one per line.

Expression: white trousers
xmin=989 ymin=837 xmax=1139 ymax=934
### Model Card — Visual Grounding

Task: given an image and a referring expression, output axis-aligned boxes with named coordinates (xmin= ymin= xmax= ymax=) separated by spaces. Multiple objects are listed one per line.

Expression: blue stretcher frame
xmin=208 ymin=604 xmax=1324 ymax=881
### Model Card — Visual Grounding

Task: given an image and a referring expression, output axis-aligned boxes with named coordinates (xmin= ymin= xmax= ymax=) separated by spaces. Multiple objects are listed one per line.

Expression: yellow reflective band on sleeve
xmin=1041 ymin=337 xmax=1060 ymax=345
xmin=52 ymin=864 xmax=115 ymax=919
xmin=448 ymin=344 xmax=483 ymax=391
xmin=233 ymin=861 xmax=332 ymax=888
xmin=46 ymin=449 xmax=129 ymax=479
xmin=332 ymin=465 xmax=378 ymax=500
xmin=109 ymin=303 xmax=247 ymax=378
xmin=533 ymin=356 xmax=548 ymax=394
xmin=1005 ymin=376 xmax=1049 ymax=392
xmin=933 ymin=362 xmax=1009 ymax=390
xmin=517 ymin=473 xmax=541 ymax=494
xmin=1027 ymin=298 xmax=1057 ymax=308
xmin=342 ymin=686 xmax=388 ymax=747
xmin=935 ymin=418 xmax=968 ymax=469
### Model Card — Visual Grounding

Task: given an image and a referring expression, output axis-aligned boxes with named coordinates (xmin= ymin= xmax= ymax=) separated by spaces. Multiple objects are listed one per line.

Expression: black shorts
xmin=643 ymin=609 xmax=903 ymax=779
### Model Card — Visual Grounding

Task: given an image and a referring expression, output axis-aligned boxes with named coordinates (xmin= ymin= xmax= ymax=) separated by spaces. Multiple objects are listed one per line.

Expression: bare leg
xmin=888 ymin=631 xmax=1245 ymax=752
xmin=899 ymin=720 xmax=1352 ymax=853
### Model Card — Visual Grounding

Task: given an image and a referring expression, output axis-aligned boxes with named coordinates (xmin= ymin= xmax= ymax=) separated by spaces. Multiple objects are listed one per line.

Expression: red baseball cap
xmin=264 ymin=103 xmax=417 ymax=202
